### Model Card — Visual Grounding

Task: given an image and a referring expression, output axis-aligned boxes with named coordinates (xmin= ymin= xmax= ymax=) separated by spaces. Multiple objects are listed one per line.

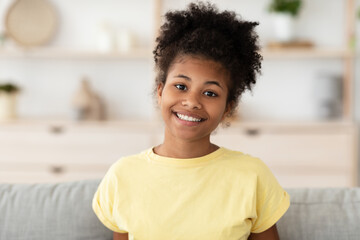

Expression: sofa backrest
xmin=0 ymin=179 xmax=112 ymax=240
xmin=1 ymin=180 xmax=360 ymax=240
xmin=278 ymin=188 xmax=360 ymax=240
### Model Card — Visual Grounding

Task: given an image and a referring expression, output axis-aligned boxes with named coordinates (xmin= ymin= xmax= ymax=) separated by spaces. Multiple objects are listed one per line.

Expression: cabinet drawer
xmin=0 ymin=162 xmax=110 ymax=183
xmin=212 ymin=131 xmax=355 ymax=169
xmin=211 ymin=125 xmax=357 ymax=187
xmin=0 ymin=123 xmax=158 ymax=183
xmin=0 ymin=127 xmax=154 ymax=164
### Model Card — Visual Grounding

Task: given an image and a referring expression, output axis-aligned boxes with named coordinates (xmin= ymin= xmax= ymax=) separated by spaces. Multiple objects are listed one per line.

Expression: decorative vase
xmin=71 ymin=78 xmax=106 ymax=121
xmin=272 ymin=13 xmax=295 ymax=42
xmin=0 ymin=93 xmax=17 ymax=121
xmin=96 ymin=22 xmax=115 ymax=53
xmin=314 ymin=74 xmax=342 ymax=120
xmin=116 ymin=29 xmax=135 ymax=53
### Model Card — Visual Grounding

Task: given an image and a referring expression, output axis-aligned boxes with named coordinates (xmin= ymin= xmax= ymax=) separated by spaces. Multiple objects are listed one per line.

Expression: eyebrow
xmin=174 ymin=74 xmax=224 ymax=89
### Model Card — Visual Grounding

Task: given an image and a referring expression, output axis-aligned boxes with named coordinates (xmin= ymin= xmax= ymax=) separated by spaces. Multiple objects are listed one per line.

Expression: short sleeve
xmin=92 ymin=163 xmax=128 ymax=233
xmin=251 ymin=159 xmax=290 ymax=233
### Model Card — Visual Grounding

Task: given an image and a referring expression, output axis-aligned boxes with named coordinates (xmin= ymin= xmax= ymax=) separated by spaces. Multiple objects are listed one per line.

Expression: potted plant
xmin=0 ymin=82 xmax=20 ymax=121
xmin=268 ymin=0 xmax=302 ymax=42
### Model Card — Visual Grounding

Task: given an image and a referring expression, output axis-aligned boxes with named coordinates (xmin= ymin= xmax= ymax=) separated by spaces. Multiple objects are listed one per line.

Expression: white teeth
xmin=176 ymin=113 xmax=202 ymax=122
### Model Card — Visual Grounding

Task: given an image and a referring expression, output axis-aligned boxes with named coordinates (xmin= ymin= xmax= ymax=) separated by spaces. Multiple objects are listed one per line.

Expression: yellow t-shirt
xmin=92 ymin=147 xmax=290 ymax=240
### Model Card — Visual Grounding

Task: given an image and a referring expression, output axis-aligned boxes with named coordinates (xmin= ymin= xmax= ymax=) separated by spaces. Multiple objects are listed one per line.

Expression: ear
xmin=222 ymin=101 xmax=234 ymax=121
xmin=157 ymin=83 xmax=164 ymax=105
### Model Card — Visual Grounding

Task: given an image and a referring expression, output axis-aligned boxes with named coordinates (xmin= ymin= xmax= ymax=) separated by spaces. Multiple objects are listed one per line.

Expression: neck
xmin=154 ymin=135 xmax=219 ymax=159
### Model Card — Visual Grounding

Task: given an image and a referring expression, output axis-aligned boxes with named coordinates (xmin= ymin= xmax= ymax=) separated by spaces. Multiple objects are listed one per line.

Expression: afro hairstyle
xmin=153 ymin=1 xmax=262 ymax=114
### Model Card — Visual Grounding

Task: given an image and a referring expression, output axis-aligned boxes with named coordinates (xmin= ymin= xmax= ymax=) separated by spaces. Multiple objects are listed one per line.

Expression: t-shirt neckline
xmin=146 ymin=147 xmax=226 ymax=167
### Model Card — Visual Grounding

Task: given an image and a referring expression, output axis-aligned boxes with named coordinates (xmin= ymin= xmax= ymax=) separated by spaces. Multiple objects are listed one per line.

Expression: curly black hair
xmin=153 ymin=1 xmax=262 ymax=114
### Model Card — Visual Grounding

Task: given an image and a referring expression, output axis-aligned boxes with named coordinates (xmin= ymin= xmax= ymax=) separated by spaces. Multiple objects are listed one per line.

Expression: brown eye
xmin=175 ymin=84 xmax=187 ymax=91
xmin=204 ymin=91 xmax=217 ymax=97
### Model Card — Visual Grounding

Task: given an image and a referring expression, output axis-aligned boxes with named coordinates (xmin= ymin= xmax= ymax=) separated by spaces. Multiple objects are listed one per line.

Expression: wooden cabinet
xmin=212 ymin=122 xmax=358 ymax=187
xmin=0 ymin=120 xmax=356 ymax=187
xmin=0 ymin=121 xmax=159 ymax=183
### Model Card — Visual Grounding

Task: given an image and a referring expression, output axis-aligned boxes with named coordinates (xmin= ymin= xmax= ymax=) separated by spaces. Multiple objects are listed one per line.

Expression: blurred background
xmin=0 ymin=0 xmax=359 ymax=188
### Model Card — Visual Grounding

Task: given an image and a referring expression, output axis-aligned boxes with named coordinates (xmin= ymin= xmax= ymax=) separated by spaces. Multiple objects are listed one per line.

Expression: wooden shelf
xmin=0 ymin=47 xmax=152 ymax=60
xmin=0 ymin=47 xmax=353 ymax=61
xmin=261 ymin=47 xmax=354 ymax=59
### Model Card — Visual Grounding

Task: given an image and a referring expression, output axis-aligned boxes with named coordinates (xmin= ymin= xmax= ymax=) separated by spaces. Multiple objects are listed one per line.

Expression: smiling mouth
xmin=174 ymin=112 xmax=206 ymax=122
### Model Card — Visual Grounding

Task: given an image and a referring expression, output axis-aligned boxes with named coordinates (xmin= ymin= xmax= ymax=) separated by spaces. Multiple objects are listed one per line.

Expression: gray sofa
xmin=1 ymin=179 xmax=359 ymax=240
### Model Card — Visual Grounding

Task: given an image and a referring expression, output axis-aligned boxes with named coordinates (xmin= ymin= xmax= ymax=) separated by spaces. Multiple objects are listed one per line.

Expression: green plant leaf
xmin=268 ymin=0 xmax=302 ymax=17
xmin=0 ymin=83 xmax=20 ymax=93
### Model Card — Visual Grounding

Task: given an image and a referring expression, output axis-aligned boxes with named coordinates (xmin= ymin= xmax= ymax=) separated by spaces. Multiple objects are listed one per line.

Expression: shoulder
xmin=220 ymin=147 xmax=280 ymax=187
xmin=221 ymin=147 xmax=268 ymax=171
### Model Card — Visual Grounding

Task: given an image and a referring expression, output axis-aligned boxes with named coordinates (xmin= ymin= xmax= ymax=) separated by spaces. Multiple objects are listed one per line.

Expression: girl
xmin=93 ymin=2 xmax=290 ymax=240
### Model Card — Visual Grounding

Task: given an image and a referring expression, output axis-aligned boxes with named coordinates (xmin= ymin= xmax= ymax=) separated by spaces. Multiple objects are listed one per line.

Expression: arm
xmin=248 ymin=224 xmax=279 ymax=240
xmin=113 ymin=232 xmax=129 ymax=240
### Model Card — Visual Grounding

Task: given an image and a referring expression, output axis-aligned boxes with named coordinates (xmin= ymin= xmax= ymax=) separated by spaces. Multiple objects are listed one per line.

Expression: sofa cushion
xmin=1 ymin=180 xmax=360 ymax=240
xmin=0 ymin=179 xmax=112 ymax=240
xmin=278 ymin=188 xmax=360 ymax=240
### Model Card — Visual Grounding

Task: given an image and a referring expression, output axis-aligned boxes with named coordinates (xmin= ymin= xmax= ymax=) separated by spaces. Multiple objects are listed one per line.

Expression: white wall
xmin=0 ymin=0 xmax=156 ymax=120
xmin=0 ymin=0 xmax=357 ymax=121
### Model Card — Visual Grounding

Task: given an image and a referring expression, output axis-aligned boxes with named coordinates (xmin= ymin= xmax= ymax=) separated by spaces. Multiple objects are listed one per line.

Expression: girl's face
xmin=157 ymin=55 xmax=231 ymax=144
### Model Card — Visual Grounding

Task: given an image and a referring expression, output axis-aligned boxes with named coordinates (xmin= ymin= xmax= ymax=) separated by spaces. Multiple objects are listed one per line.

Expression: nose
xmin=181 ymin=92 xmax=202 ymax=109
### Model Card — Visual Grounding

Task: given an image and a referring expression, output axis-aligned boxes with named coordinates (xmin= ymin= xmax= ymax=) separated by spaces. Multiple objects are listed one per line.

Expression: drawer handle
xmin=50 ymin=165 xmax=65 ymax=174
xmin=49 ymin=125 xmax=64 ymax=134
xmin=245 ymin=129 xmax=260 ymax=136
